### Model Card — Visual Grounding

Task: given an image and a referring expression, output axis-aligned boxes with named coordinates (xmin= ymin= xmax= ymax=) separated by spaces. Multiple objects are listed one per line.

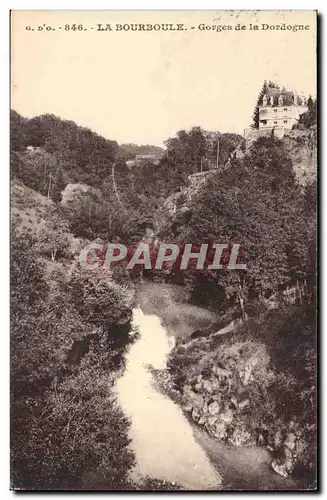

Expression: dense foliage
xmin=251 ymin=80 xmax=279 ymax=129
xmin=298 ymin=96 xmax=317 ymax=129
xmin=161 ymin=136 xmax=315 ymax=315
xmin=10 ymin=232 xmax=135 ymax=489
xmin=11 ymin=111 xmax=244 ymax=243
xmin=10 ymin=107 xmax=316 ymax=487
xmin=119 ymin=143 xmax=164 ymax=161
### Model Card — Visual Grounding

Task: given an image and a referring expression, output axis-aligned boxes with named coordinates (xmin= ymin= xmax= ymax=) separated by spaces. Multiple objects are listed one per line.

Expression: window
xmin=261 ymin=120 xmax=267 ymax=125
xmin=284 ymin=108 xmax=288 ymax=111
xmin=284 ymin=120 xmax=287 ymax=124
xmin=274 ymin=121 xmax=278 ymax=124
xmin=274 ymin=109 xmax=277 ymax=112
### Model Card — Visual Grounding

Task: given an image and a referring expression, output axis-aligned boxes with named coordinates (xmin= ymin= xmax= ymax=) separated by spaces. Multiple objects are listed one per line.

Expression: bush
xmin=11 ymin=232 xmax=136 ymax=490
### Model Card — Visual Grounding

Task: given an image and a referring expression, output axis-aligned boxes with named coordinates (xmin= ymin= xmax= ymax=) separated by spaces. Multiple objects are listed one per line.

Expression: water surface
xmin=116 ymin=307 xmax=222 ymax=490
xmin=116 ymin=281 xmax=300 ymax=490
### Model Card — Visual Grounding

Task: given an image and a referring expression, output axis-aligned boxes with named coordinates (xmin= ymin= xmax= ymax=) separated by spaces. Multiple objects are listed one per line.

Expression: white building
xmin=126 ymin=153 xmax=162 ymax=167
xmin=259 ymin=88 xmax=308 ymax=130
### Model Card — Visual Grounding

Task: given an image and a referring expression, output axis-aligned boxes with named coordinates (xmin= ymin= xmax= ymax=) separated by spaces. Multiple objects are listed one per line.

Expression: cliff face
xmin=154 ymin=133 xmax=316 ymax=481
xmin=282 ymin=128 xmax=317 ymax=186
xmin=155 ymin=170 xmax=219 ymax=237
xmin=244 ymin=127 xmax=316 ymax=186
xmin=156 ymin=127 xmax=316 ymax=238
xmin=167 ymin=313 xmax=315 ymax=481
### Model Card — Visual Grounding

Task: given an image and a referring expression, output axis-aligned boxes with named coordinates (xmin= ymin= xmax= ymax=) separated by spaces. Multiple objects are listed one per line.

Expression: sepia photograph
xmin=10 ymin=10 xmax=317 ymax=491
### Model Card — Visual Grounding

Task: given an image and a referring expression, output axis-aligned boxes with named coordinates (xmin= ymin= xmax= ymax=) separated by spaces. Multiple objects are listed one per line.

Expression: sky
xmin=11 ymin=10 xmax=316 ymax=147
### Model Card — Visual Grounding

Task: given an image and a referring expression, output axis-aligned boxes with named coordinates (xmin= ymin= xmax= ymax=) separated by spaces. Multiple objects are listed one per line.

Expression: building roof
xmin=261 ymin=87 xmax=296 ymax=107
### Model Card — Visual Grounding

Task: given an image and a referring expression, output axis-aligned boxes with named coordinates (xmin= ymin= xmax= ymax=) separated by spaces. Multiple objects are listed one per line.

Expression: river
xmin=115 ymin=281 xmax=300 ymax=491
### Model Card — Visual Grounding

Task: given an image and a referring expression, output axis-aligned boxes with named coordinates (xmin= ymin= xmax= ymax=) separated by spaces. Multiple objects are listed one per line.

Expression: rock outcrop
xmin=169 ymin=336 xmax=313 ymax=479
xmin=179 ymin=341 xmax=267 ymax=446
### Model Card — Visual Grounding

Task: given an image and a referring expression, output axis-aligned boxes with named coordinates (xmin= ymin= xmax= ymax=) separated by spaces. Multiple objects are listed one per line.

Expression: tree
xmin=61 ymin=182 xmax=126 ymax=240
xmin=299 ymin=96 xmax=317 ymax=128
xmin=164 ymin=126 xmax=206 ymax=176
xmin=11 ymin=231 xmax=135 ymax=490
xmin=251 ymin=80 xmax=268 ymax=129
xmin=204 ymin=131 xmax=245 ymax=167
xmin=34 ymin=208 xmax=71 ymax=261
xmin=162 ymin=127 xmax=244 ymax=191
xmin=251 ymin=81 xmax=280 ymax=129
xmin=10 ymin=148 xmax=66 ymax=202
xmin=10 ymin=110 xmax=29 ymax=151
xmin=163 ymin=135 xmax=313 ymax=314
xmin=10 ymin=111 xmax=121 ymax=198
xmin=67 ymin=268 xmax=133 ymax=332
xmin=12 ymin=337 xmax=134 ymax=490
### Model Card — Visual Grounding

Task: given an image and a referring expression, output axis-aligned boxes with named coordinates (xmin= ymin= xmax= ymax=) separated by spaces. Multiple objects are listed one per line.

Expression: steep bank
xmin=117 ymin=281 xmax=306 ymax=490
xmin=167 ymin=304 xmax=316 ymax=486
xmin=115 ymin=307 xmax=222 ymax=490
xmin=283 ymin=128 xmax=317 ymax=186
xmin=192 ymin=425 xmax=299 ymax=491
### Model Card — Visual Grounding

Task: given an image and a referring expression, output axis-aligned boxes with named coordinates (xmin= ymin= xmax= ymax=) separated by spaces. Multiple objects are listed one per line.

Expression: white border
xmin=2 ymin=2 xmax=324 ymax=499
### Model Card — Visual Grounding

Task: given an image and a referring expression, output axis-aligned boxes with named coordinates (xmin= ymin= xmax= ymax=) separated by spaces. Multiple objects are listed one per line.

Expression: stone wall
xmin=243 ymin=126 xmax=288 ymax=144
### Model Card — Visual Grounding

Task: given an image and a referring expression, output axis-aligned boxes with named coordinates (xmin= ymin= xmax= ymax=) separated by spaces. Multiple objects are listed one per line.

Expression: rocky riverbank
xmin=166 ymin=325 xmax=315 ymax=484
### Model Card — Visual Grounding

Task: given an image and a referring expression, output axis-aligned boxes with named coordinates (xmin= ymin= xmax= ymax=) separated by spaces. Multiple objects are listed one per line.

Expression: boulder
xmin=284 ymin=432 xmax=297 ymax=452
xmin=172 ymin=206 xmax=192 ymax=224
xmin=198 ymin=415 xmax=207 ymax=425
xmin=242 ymin=364 xmax=254 ymax=386
xmin=214 ymin=366 xmax=230 ymax=381
xmin=202 ymin=402 xmax=209 ymax=415
xmin=230 ymin=396 xmax=238 ymax=409
xmin=183 ymin=388 xmax=204 ymax=408
xmin=182 ymin=402 xmax=193 ymax=413
xmin=271 ymin=454 xmax=294 ymax=478
xmin=182 ymin=386 xmax=205 ymax=414
xmin=182 ymin=384 xmax=193 ymax=395
xmin=238 ymin=398 xmax=249 ymax=410
xmin=271 ymin=433 xmax=298 ymax=478
xmin=202 ymin=380 xmax=213 ymax=393
xmin=192 ymin=408 xmax=201 ymax=422
xmin=220 ymin=409 xmax=234 ymax=424
xmin=271 ymin=459 xmax=289 ymax=478
xmin=212 ymin=422 xmax=228 ymax=440
xmin=210 ymin=376 xmax=220 ymax=391
xmin=207 ymin=415 xmax=219 ymax=426
xmin=229 ymin=426 xmax=254 ymax=447
xmin=208 ymin=401 xmax=220 ymax=416
xmin=210 ymin=394 xmax=220 ymax=402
